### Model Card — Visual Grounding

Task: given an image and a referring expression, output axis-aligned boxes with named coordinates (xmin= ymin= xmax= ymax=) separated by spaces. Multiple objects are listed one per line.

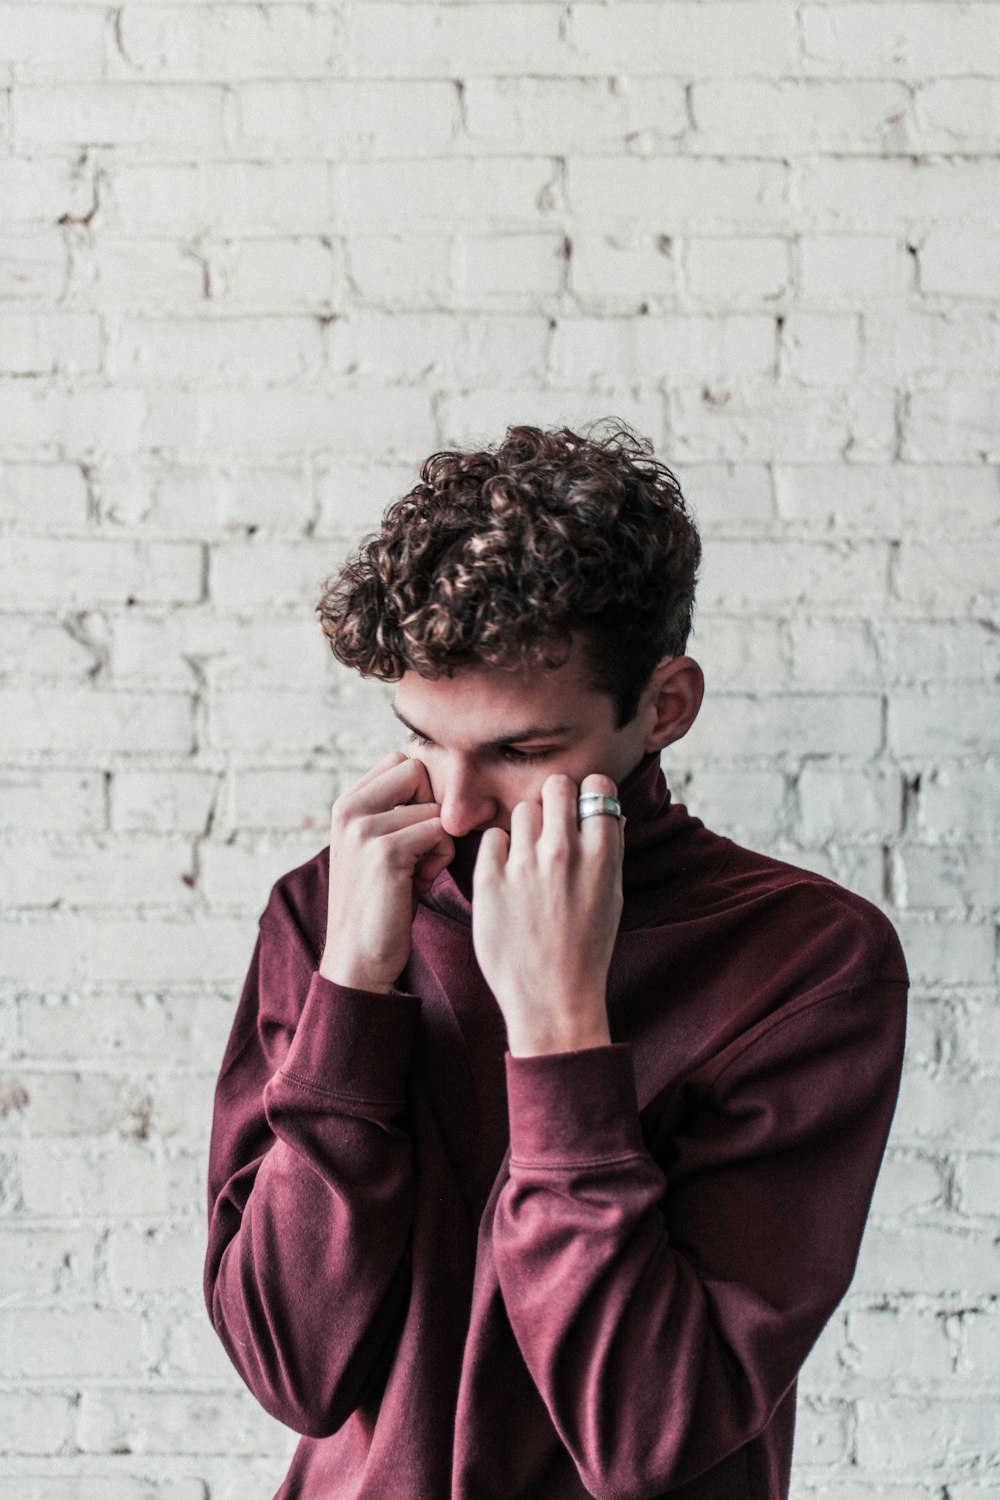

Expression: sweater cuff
xmin=505 ymin=1043 xmax=644 ymax=1163
xmin=279 ymin=971 xmax=421 ymax=1102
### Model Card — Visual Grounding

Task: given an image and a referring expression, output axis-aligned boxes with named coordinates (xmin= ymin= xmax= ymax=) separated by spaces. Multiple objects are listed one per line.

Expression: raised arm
xmin=493 ymin=967 xmax=907 ymax=1499
xmin=204 ymin=750 xmax=455 ymax=1436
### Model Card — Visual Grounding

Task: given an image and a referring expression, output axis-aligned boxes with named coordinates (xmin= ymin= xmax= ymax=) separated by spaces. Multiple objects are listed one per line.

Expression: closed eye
xmin=405 ymin=731 xmax=555 ymax=765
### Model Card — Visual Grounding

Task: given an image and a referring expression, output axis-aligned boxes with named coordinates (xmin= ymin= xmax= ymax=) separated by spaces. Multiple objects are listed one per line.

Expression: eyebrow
xmin=391 ymin=702 xmax=575 ymax=750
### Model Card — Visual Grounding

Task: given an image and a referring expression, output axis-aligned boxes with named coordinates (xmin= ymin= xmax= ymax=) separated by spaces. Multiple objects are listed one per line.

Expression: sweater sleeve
xmin=494 ymin=970 xmax=907 ymax=1500
xmin=203 ymin=913 xmax=421 ymax=1439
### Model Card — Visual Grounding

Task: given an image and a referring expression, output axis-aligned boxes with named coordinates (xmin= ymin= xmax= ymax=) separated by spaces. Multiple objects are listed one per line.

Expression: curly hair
xmin=317 ymin=421 xmax=701 ymax=729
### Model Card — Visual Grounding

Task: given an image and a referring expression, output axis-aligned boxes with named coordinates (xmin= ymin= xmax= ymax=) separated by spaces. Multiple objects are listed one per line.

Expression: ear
xmin=642 ymin=656 xmax=704 ymax=752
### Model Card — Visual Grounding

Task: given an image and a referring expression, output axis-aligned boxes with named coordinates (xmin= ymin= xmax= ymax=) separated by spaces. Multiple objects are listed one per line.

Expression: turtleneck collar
xmin=420 ymin=748 xmax=672 ymax=924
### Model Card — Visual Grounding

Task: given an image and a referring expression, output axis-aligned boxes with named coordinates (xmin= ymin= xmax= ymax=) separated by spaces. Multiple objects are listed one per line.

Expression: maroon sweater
xmin=204 ymin=749 xmax=907 ymax=1500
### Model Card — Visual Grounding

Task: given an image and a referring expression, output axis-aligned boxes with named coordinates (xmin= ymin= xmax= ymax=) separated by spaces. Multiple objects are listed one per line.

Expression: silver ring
xmin=577 ymin=792 xmax=622 ymax=822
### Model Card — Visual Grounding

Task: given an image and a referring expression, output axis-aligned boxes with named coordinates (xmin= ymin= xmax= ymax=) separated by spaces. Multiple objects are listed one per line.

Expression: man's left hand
xmin=471 ymin=772 xmax=625 ymax=1057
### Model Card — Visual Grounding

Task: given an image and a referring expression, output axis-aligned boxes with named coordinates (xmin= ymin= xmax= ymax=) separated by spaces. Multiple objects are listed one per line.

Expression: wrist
xmin=319 ymin=949 xmax=393 ymax=995
xmin=505 ymin=1004 xmax=611 ymax=1059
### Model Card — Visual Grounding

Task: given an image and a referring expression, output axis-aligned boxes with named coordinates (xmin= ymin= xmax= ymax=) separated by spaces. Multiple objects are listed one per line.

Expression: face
xmin=391 ymin=634 xmax=655 ymax=839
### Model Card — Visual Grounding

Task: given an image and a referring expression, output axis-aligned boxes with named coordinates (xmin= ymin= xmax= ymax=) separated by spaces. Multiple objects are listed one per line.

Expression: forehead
xmin=392 ymin=647 xmax=609 ymax=741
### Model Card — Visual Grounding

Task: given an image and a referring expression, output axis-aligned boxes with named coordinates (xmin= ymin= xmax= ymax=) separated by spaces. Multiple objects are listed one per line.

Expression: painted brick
xmin=110 ymin=770 xmax=219 ymax=835
xmin=918 ymin=229 xmax=1000 ymax=300
xmin=0 ymin=1225 xmax=99 ymax=1299
xmin=888 ymin=689 xmax=999 ymax=758
xmin=18 ymin=1137 xmax=203 ymax=1218
xmin=18 ymin=988 xmax=234 ymax=1066
xmin=846 ymin=1306 xmax=955 ymax=1384
xmin=201 ymin=831 xmax=327 ymax=908
xmin=349 ymin=4 xmax=566 ymax=78
xmin=684 ymin=238 xmax=790 ymax=308
xmin=869 ymin=1150 xmax=946 ymax=1219
xmin=568 ymin=3 xmax=797 ymax=77
xmin=440 ymin=389 xmax=667 ymax=452
xmin=782 ymin=312 xmax=862 ymax=385
xmin=345 ymin=232 xmax=455 ymax=310
xmin=692 ymin=79 xmax=911 ymax=155
xmin=114 ymin=4 xmax=342 ymax=81
xmin=2 ymin=312 xmax=101 ymax=377
xmin=891 ymin=917 xmax=995 ymax=987
xmin=96 ymin=458 xmax=316 ymax=537
xmin=464 ymin=76 xmax=687 ymax=154
xmin=106 ymin=1224 xmax=205 ymax=1295
xmin=0 ymin=688 xmax=194 ymax=756
xmin=669 ymin=382 xmax=895 ymax=464
xmin=77 ymin=1386 xmax=278 ymax=1456
xmin=0 ymin=538 xmax=203 ymax=607
xmin=898 ymin=846 xmax=999 ymax=915
xmin=212 ymin=237 xmax=341 ymax=310
xmin=569 ymin=235 xmax=677 ymax=315
xmin=0 ymin=1392 xmax=76 ymax=1454
xmin=0 ymin=232 xmax=66 ymax=300
xmin=0 ymin=1306 xmax=148 ymax=1380
xmin=699 ymin=539 xmax=888 ymax=610
xmin=0 ymin=5 xmax=107 ymax=80
xmin=678 ymin=767 xmax=787 ymax=841
xmin=796 ymin=159 xmax=999 ymax=229
xmin=797 ymin=765 xmax=902 ymax=844
xmin=229 ymin=768 xmax=338 ymax=833
xmin=854 ymin=1223 xmax=1000 ymax=1298
xmin=896 ymin=540 xmax=1000 ymax=614
xmin=328 ymin=312 xmax=548 ymax=386
xmin=109 ymin=611 xmax=329 ymax=685
xmin=685 ymin=613 xmax=787 ymax=690
xmin=109 ymin=316 xmax=324 ymax=387
xmin=74 ymin=237 xmax=207 ymax=307
xmin=0 ymin=771 xmax=106 ymax=833
xmin=918 ymin=767 xmax=1000 ymax=844
xmin=104 ymin=160 xmax=329 ymax=236
xmin=549 ymin=314 xmax=775 ymax=386
xmin=452 ymin=226 xmax=566 ymax=309
xmin=338 ymin=157 xmax=558 ymax=232
xmin=192 ymin=386 xmax=433 ymax=458
xmin=568 ymin=158 xmax=789 ymax=231
xmin=799 ymin=236 xmax=906 ymax=304
xmin=786 ymin=618 xmax=882 ymax=692
xmin=864 ymin=310 xmax=1000 ymax=382
xmin=0 ymin=835 xmax=195 ymax=911
xmin=773 ymin=462 xmax=998 ymax=535
xmin=962 ymin=1154 xmax=1000 ymax=1218
xmin=801 ymin=5 xmax=1000 ymax=79
xmin=234 ymin=79 xmax=458 ymax=156
xmin=856 ymin=1398 xmax=1000 ymax=1472
xmin=0 ymin=461 xmax=90 ymax=530
xmin=680 ymin=463 xmax=776 ymax=532
xmin=683 ymin=692 xmax=883 ymax=761
xmin=314 ymin=460 xmax=424 ymax=536
xmin=15 ymin=84 xmax=225 ymax=152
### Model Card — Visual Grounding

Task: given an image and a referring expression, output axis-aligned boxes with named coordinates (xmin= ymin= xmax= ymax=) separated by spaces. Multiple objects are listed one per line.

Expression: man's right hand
xmin=319 ymin=751 xmax=455 ymax=994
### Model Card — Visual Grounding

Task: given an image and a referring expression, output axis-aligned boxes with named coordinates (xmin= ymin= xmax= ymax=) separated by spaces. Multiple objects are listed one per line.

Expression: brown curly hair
xmin=317 ymin=421 xmax=701 ymax=729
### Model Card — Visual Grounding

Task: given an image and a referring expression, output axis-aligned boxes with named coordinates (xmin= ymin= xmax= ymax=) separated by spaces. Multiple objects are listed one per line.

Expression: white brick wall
xmin=1 ymin=2 xmax=997 ymax=1494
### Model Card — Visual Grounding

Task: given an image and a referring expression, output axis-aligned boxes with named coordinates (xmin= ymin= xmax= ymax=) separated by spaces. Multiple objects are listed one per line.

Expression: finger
xmin=538 ymin=772 xmax=578 ymax=849
xmin=508 ymin=795 xmax=542 ymax=857
xmin=343 ymin=750 xmax=409 ymax=799
xmin=402 ymin=753 xmax=436 ymax=805
xmin=363 ymin=800 xmax=445 ymax=837
xmin=473 ymin=826 xmax=509 ymax=889
xmin=344 ymin=755 xmax=431 ymax=816
xmin=577 ymin=773 xmax=622 ymax=845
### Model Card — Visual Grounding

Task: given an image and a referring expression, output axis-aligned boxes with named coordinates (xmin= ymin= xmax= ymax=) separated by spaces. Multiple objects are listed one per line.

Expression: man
xmin=204 ymin=422 xmax=907 ymax=1499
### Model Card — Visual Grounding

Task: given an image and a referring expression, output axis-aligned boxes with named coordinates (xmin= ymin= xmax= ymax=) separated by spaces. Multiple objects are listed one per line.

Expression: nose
xmin=436 ymin=763 xmax=500 ymax=839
